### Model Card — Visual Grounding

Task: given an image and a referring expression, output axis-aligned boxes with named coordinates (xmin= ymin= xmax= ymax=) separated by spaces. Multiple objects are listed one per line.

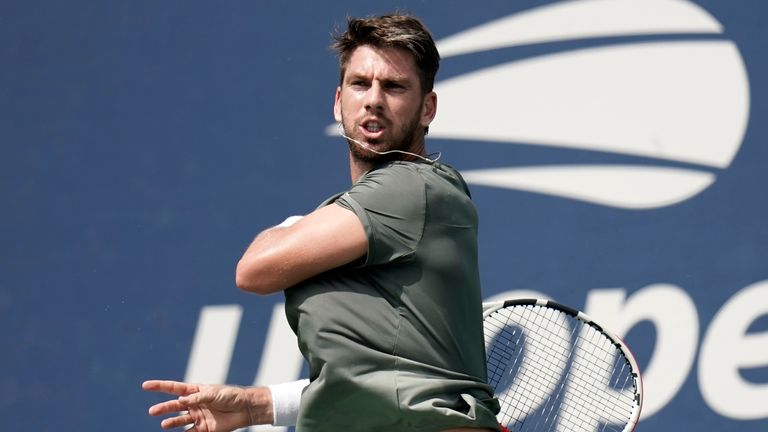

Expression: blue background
xmin=1 ymin=1 xmax=766 ymax=430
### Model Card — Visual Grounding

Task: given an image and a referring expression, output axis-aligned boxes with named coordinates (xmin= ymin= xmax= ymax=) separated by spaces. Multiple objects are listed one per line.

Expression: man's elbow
xmin=235 ymin=259 xmax=280 ymax=295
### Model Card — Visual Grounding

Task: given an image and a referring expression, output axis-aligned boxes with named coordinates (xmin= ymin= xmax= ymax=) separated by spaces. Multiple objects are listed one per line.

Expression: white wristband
xmin=268 ymin=379 xmax=309 ymax=426
xmin=277 ymin=215 xmax=304 ymax=228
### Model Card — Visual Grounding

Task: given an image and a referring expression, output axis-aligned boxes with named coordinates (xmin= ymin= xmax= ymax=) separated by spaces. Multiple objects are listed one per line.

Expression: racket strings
xmin=578 ymin=329 xmax=637 ymax=424
xmin=484 ymin=305 xmax=639 ymax=432
xmin=486 ymin=306 xmax=573 ymax=430
xmin=558 ymin=328 xmax=636 ymax=432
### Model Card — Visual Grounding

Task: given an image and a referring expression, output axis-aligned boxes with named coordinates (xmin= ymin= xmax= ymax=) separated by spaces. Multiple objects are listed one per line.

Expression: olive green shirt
xmin=284 ymin=161 xmax=500 ymax=432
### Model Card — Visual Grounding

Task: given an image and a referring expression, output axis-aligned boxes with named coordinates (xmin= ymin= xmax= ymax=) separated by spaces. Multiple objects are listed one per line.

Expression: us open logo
xmin=428 ymin=0 xmax=750 ymax=210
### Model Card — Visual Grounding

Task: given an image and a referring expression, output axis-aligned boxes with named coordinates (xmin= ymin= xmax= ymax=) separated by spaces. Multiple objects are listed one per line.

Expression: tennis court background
xmin=1 ymin=1 xmax=766 ymax=430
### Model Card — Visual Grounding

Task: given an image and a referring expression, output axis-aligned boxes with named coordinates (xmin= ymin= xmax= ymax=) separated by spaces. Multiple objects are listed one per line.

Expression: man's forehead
xmin=345 ymin=45 xmax=418 ymax=79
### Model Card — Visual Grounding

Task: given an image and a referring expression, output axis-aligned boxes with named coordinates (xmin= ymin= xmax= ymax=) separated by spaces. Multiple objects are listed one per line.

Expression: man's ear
xmin=420 ymin=91 xmax=437 ymax=128
xmin=333 ymin=87 xmax=342 ymax=123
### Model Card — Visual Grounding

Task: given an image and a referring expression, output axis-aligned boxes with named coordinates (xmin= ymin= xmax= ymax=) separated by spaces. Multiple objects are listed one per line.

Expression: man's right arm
xmin=235 ymin=203 xmax=367 ymax=295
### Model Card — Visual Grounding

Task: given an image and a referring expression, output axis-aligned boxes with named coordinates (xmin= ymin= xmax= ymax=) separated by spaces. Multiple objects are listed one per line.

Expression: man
xmin=144 ymin=13 xmax=500 ymax=432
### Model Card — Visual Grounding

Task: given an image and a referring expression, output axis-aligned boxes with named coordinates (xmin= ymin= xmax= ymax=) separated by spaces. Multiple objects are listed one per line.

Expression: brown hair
xmin=331 ymin=13 xmax=440 ymax=95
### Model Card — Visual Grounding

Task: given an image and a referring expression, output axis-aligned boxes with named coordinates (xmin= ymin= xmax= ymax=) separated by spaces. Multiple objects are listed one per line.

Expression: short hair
xmin=331 ymin=13 xmax=440 ymax=94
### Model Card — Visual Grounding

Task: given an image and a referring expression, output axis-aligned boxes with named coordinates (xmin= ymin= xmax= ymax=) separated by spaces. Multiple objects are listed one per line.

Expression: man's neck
xmin=348 ymin=145 xmax=428 ymax=183
xmin=349 ymin=155 xmax=372 ymax=183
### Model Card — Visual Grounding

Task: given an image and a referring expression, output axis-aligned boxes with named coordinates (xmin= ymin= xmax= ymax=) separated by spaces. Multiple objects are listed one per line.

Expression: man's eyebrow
xmin=381 ymin=77 xmax=412 ymax=89
xmin=345 ymin=69 xmax=411 ymax=81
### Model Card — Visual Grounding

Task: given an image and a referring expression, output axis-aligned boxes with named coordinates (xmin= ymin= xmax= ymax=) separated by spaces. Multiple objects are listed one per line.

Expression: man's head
xmin=332 ymin=14 xmax=440 ymax=96
xmin=332 ymin=14 xmax=440 ymax=165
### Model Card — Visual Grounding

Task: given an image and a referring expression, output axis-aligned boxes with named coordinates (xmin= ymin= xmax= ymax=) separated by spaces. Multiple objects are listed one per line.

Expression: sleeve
xmin=335 ymin=164 xmax=426 ymax=266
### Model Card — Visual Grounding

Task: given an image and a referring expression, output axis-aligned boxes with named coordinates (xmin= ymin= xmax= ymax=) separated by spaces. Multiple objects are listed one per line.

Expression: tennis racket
xmin=483 ymin=298 xmax=643 ymax=432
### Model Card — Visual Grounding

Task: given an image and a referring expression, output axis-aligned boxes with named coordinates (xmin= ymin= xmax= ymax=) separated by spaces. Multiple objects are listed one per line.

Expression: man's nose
xmin=364 ymin=82 xmax=384 ymax=111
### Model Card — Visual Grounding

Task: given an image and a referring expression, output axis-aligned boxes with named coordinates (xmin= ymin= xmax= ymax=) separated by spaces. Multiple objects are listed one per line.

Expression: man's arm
xmin=235 ymin=203 xmax=367 ymax=294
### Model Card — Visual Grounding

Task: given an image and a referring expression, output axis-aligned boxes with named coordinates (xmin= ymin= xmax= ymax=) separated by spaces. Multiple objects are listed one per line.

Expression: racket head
xmin=483 ymin=298 xmax=643 ymax=432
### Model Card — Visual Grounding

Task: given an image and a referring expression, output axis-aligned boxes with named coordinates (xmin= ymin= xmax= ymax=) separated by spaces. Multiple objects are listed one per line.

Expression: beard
xmin=340 ymin=110 xmax=423 ymax=164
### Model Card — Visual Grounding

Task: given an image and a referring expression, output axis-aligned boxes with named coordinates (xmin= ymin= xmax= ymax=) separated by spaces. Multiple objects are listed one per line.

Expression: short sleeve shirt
xmin=284 ymin=161 xmax=500 ymax=432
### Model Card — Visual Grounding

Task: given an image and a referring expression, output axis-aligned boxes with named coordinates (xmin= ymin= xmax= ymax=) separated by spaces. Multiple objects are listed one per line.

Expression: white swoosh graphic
xmin=437 ymin=0 xmax=722 ymax=58
xmin=430 ymin=41 xmax=749 ymax=169
xmin=461 ymin=165 xmax=715 ymax=209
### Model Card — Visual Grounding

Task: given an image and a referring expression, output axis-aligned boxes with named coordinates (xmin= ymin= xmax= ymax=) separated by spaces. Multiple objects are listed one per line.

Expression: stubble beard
xmin=341 ymin=111 xmax=422 ymax=164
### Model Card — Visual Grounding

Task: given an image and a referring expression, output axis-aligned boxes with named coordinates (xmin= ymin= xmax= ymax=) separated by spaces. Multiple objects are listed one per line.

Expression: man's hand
xmin=142 ymin=380 xmax=273 ymax=431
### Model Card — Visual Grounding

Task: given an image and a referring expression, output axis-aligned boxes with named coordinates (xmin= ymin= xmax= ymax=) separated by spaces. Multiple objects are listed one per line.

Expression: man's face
xmin=334 ymin=45 xmax=437 ymax=162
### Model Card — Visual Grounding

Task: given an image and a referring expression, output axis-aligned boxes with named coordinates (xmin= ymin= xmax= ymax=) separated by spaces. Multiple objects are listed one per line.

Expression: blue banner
xmin=2 ymin=1 xmax=766 ymax=430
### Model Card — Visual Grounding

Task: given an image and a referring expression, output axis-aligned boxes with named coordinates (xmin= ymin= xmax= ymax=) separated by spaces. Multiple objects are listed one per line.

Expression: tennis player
xmin=144 ymin=13 xmax=500 ymax=432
